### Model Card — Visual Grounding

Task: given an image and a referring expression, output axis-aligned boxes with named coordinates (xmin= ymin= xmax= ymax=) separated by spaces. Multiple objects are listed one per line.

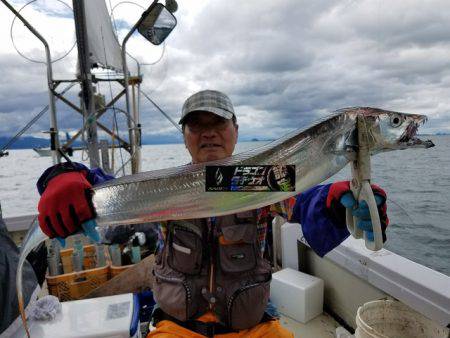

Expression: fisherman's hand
xmin=327 ymin=181 xmax=389 ymax=241
xmin=37 ymin=168 xmax=96 ymax=241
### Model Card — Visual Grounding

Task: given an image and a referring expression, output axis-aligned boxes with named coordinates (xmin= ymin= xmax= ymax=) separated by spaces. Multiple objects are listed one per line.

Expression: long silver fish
xmin=16 ymin=107 xmax=433 ymax=336
xmin=92 ymin=107 xmax=434 ymax=225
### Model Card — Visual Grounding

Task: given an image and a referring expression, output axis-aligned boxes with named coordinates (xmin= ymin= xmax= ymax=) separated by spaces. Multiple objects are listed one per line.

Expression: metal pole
xmin=137 ymin=63 xmax=141 ymax=124
xmin=136 ymin=61 xmax=141 ymax=170
xmin=1 ymin=0 xmax=61 ymax=164
xmin=121 ymin=0 xmax=158 ymax=173
xmin=131 ymin=81 xmax=141 ymax=172
xmin=127 ymin=54 xmax=142 ymax=173
xmin=72 ymin=0 xmax=101 ymax=168
xmin=129 ymin=56 xmax=141 ymax=116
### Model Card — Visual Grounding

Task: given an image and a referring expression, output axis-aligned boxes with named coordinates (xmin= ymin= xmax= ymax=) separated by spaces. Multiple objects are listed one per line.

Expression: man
xmin=37 ymin=90 xmax=388 ymax=337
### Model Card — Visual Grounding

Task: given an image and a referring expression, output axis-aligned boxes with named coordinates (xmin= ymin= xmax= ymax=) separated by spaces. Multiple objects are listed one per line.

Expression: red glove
xmin=326 ymin=181 xmax=389 ymax=241
xmin=38 ymin=171 xmax=96 ymax=238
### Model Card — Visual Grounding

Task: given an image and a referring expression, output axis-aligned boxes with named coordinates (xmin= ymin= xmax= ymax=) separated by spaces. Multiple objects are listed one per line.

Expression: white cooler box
xmin=271 ymin=268 xmax=324 ymax=323
xmin=11 ymin=293 xmax=140 ymax=338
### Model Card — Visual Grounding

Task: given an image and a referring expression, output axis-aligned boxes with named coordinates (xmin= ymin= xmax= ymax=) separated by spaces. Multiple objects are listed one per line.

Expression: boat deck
xmin=279 ymin=313 xmax=341 ymax=338
xmin=145 ymin=313 xmax=342 ymax=337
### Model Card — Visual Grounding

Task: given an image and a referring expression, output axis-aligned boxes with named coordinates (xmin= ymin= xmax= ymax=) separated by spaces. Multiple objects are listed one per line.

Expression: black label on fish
xmin=205 ymin=165 xmax=295 ymax=192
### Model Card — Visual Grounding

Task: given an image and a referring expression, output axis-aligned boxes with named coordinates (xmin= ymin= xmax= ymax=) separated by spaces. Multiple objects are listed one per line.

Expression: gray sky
xmin=1 ymin=0 xmax=450 ymax=144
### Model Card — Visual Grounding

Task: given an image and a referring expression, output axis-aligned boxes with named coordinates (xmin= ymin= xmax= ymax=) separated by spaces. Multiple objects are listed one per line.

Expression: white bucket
xmin=355 ymin=300 xmax=449 ymax=338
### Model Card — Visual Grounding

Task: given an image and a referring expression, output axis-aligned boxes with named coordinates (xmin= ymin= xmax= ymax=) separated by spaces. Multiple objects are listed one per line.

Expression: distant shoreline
xmin=0 ymin=137 xmax=273 ymax=150
xmin=1 ymin=134 xmax=447 ymax=150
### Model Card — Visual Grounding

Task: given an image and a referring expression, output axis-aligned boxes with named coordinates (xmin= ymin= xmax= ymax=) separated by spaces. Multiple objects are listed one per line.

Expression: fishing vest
xmin=152 ymin=210 xmax=272 ymax=330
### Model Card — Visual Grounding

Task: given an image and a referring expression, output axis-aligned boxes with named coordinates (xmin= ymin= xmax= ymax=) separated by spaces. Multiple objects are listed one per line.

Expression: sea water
xmin=0 ymin=136 xmax=449 ymax=276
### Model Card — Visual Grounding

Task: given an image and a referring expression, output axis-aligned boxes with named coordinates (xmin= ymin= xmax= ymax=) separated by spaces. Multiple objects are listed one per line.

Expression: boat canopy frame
xmin=0 ymin=0 xmax=151 ymax=175
xmin=1 ymin=0 xmax=61 ymax=164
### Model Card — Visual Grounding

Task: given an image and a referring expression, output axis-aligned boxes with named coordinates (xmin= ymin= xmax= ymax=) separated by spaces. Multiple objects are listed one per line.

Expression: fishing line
xmin=102 ymin=105 xmax=139 ymax=174
xmin=109 ymin=0 xmax=145 ymax=41
xmin=10 ymin=0 xmax=76 ymax=64
xmin=141 ymin=44 xmax=169 ymax=97
xmin=143 ymin=43 xmax=166 ymax=66
xmin=387 ymin=197 xmax=417 ymax=227
xmin=114 ymin=156 xmax=133 ymax=176
xmin=103 ymin=107 xmax=137 ymax=124
xmin=107 ymin=0 xmax=118 ymax=35
xmin=111 ymin=110 xmax=118 ymax=172
xmin=140 ymin=89 xmax=182 ymax=133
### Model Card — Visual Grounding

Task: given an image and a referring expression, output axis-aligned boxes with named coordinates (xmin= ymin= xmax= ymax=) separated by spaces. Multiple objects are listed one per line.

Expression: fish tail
xmin=18 ymin=294 xmax=31 ymax=338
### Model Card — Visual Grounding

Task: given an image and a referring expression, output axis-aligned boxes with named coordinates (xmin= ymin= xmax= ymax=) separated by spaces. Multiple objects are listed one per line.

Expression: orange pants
xmin=146 ymin=312 xmax=294 ymax=338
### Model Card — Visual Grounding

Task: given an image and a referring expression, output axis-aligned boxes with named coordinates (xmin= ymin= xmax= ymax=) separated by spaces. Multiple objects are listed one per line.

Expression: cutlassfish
xmin=16 ymin=107 xmax=434 ymax=336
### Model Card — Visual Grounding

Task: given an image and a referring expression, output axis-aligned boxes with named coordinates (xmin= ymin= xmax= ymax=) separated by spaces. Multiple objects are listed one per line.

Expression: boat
xmin=32 ymin=147 xmax=52 ymax=157
xmin=4 ymin=211 xmax=449 ymax=337
xmin=33 ymin=133 xmax=85 ymax=157
xmin=1 ymin=1 xmax=449 ymax=337
xmin=32 ymin=146 xmax=87 ymax=157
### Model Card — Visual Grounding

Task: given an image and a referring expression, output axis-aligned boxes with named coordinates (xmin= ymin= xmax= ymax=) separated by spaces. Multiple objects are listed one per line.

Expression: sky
xmin=1 ymin=0 xmax=450 ymax=146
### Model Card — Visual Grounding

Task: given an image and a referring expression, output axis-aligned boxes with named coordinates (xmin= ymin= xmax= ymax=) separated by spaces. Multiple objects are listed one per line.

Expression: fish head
xmin=342 ymin=107 xmax=435 ymax=152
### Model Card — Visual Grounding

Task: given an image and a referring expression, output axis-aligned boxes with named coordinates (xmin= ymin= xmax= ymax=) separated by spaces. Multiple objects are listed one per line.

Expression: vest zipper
xmin=208 ymin=217 xmax=216 ymax=310
xmin=154 ymin=270 xmax=192 ymax=306
xmin=226 ymin=282 xmax=261 ymax=323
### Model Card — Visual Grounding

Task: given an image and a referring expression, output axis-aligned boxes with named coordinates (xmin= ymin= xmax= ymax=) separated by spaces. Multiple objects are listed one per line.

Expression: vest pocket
xmin=153 ymin=270 xmax=197 ymax=322
xmin=227 ymin=280 xmax=271 ymax=330
xmin=219 ymin=223 xmax=257 ymax=273
xmin=168 ymin=224 xmax=203 ymax=275
xmin=219 ymin=242 xmax=257 ymax=273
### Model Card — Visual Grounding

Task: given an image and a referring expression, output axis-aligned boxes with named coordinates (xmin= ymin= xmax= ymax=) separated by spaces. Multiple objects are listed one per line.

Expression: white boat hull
xmin=32 ymin=147 xmax=52 ymax=157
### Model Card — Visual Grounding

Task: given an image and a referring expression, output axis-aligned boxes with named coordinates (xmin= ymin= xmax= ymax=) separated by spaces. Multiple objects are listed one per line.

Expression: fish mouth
xmin=400 ymin=136 xmax=435 ymax=148
xmin=398 ymin=120 xmax=435 ymax=149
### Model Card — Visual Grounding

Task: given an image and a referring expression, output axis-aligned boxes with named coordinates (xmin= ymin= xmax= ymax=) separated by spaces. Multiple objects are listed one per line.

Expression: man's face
xmin=183 ymin=111 xmax=238 ymax=164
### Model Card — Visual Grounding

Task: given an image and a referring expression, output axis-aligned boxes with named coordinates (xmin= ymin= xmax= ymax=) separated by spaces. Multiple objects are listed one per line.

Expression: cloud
xmin=1 ymin=0 xmax=450 ymax=147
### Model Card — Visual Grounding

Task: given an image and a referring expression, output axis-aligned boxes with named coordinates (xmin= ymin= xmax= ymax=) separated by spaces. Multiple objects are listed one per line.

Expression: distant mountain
xmin=0 ymin=134 xmax=282 ymax=149
xmin=0 ymin=136 xmax=50 ymax=149
xmin=241 ymin=137 xmax=275 ymax=142
xmin=418 ymin=132 xmax=449 ymax=136
xmin=0 ymin=135 xmax=185 ymax=149
xmin=141 ymin=134 xmax=184 ymax=145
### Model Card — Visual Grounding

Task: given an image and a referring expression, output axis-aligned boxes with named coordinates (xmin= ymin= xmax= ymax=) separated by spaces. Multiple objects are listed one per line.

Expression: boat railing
xmin=279 ymin=221 xmax=450 ymax=328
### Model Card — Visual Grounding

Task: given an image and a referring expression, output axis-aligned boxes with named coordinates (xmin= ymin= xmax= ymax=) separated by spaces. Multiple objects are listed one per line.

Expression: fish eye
xmin=390 ymin=115 xmax=403 ymax=128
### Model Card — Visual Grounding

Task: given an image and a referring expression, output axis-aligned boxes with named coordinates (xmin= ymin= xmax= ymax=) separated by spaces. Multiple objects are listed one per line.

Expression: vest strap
xmin=152 ymin=308 xmax=276 ymax=337
xmin=152 ymin=308 xmax=236 ymax=337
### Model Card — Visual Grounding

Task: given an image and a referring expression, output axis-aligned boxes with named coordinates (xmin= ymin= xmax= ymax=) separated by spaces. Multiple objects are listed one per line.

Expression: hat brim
xmin=179 ymin=106 xmax=234 ymax=124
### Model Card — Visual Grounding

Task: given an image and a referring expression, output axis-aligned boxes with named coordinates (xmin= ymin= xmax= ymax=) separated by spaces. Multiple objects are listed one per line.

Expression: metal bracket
xmin=346 ymin=115 xmax=383 ymax=251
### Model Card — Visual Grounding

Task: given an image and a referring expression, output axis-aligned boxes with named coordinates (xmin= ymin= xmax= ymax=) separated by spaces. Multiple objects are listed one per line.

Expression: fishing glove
xmin=327 ymin=181 xmax=389 ymax=241
xmin=37 ymin=163 xmax=96 ymax=240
